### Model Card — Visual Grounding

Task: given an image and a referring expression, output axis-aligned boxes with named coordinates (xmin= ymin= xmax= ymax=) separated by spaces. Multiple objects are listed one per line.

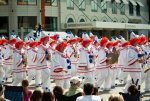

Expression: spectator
xmin=0 ymin=84 xmax=4 ymax=101
xmin=108 ymin=94 xmax=124 ymax=101
xmin=119 ymin=84 xmax=142 ymax=101
xmin=30 ymin=88 xmax=43 ymax=101
xmin=92 ymin=87 xmax=99 ymax=95
xmin=41 ymin=91 xmax=54 ymax=101
xmin=76 ymin=83 xmax=102 ymax=101
xmin=53 ymin=86 xmax=64 ymax=101
xmin=64 ymin=76 xmax=83 ymax=96
xmin=22 ymin=80 xmax=32 ymax=101
xmin=53 ymin=86 xmax=64 ymax=95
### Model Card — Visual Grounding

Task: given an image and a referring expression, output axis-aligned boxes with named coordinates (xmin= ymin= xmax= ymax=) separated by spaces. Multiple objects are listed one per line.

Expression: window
xmin=18 ymin=16 xmax=37 ymax=36
xmin=45 ymin=17 xmax=57 ymax=31
xmin=17 ymin=0 xmax=37 ymax=5
xmin=129 ymin=1 xmax=134 ymax=15
xmin=0 ymin=0 xmax=8 ymax=5
xmin=136 ymin=3 xmax=140 ymax=16
xmin=67 ymin=0 xmax=74 ymax=9
xmin=120 ymin=0 xmax=125 ymax=15
xmin=45 ymin=0 xmax=58 ymax=6
xmin=91 ymin=0 xmax=98 ymax=12
xmin=101 ymin=0 xmax=107 ymax=13
xmin=67 ymin=18 xmax=74 ymax=23
xmin=80 ymin=19 xmax=85 ymax=22
xmin=112 ymin=0 xmax=117 ymax=14
xmin=0 ymin=17 xmax=8 ymax=37
xmin=79 ymin=0 xmax=85 ymax=10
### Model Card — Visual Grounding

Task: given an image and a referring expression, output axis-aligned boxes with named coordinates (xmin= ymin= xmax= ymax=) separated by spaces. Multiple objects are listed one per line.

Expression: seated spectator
xmin=108 ymin=94 xmax=124 ymax=101
xmin=42 ymin=90 xmax=54 ymax=101
xmin=22 ymin=80 xmax=32 ymax=101
xmin=30 ymin=88 xmax=43 ymax=101
xmin=76 ymin=83 xmax=102 ymax=101
xmin=0 ymin=84 xmax=5 ymax=101
xmin=92 ymin=87 xmax=99 ymax=95
xmin=119 ymin=84 xmax=142 ymax=101
xmin=53 ymin=86 xmax=64 ymax=101
xmin=64 ymin=76 xmax=83 ymax=96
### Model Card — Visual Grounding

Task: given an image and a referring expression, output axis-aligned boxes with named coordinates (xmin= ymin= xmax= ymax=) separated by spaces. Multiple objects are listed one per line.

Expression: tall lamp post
xmin=41 ymin=0 xmax=45 ymax=29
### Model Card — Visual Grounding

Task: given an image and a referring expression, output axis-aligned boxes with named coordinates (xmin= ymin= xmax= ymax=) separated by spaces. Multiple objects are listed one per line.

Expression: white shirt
xmin=76 ymin=95 xmax=101 ymax=101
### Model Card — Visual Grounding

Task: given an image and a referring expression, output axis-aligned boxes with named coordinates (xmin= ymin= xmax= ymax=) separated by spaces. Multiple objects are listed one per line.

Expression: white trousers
xmin=110 ymin=68 xmax=117 ymax=87
xmin=27 ymin=68 xmax=36 ymax=83
xmin=12 ymin=72 xmax=26 ymax=86
xmin=0 ymin=65 xmax=5 ymax=83
xmin=41 ymin=68 xmax=50 ymax=89
xmin=55 ymin=79 xmax=70 ymax=89
xmin=35 ymin=70 xmax=42 ymax=86
xmin=145 ymin=65 xmax=150 ymax=91
xmin=95 ymin=68 xmax=111 ymax=90
xmin=4 ymin=65 xmax=12 ymax=79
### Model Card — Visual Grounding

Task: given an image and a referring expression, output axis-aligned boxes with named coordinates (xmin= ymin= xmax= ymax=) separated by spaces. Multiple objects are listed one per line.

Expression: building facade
xmin=0 ymin=0 xmax=149 ymax=39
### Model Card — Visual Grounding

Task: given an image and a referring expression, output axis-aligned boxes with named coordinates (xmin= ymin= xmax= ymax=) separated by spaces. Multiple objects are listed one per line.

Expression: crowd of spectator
xmin=0 ymin=76 xmax=144 ymax=101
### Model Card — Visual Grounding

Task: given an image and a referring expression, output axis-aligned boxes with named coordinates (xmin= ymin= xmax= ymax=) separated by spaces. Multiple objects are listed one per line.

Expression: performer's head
xmin=9 ymin=35 xmax=17 ymax=45
xmin=1 ymin=36 xmax=8 ymax=45
xmin=82 ymin=32 xmax=92 ymax=48
xmin=15 ymin=36 xmax=25 ymax=50
xmin=129 ymin=32 xmax=139 ymax=46
xmin=40 ymin=31 xmax=49 ymax=45
xmin=100 ymin=37 xmax=108 ymax=47
xmin=55 ymin=37 xmax=68 ymax=53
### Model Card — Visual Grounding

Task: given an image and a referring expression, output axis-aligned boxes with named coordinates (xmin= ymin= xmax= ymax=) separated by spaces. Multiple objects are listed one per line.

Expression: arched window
xmin=80 ymin=19 xmax=85 ymax=22
xmin=67 ymin=18 xmax=74 ymax=23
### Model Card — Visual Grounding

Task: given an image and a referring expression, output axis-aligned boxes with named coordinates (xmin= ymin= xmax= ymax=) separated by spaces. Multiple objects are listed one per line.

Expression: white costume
xmin=95 ymin=46 xmax=111 ymax=90
xmin=118 ymin=46 xmax=128 ymax=84
xmin=78 ymin=46 xmax=95 ymax=84
xmin=124 ymin=45 xmax=141 ymax=92
xmin=0 ymin=46 xmax=5 ymax=83
xmin=37 ymin=44 xmax=50 ymax=89
xmin=144 ymin=43 xmax=150 ymax=91
xmin=12 ymin=48 xmax=26 ymax=86
xmin=66 ymin=44 xmax=78 ymax=76
xmin=51 ymin=51 xmax=71 ymax=89
xmin=3 ymin=44 xmax=14 ymax=80
xmin=27 ymin=47 xmax=38 ymax=83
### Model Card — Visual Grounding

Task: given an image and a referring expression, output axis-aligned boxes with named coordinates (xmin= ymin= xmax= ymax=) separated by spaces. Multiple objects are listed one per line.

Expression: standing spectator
xmin=30 ymin=89 xmax=42 ymax=101
xmin=22 ymin=80 xmax=32 ymax=101
xmin=64 ymin=76 xmax=83 ymax=96
xmin=76 ymin=83 xmax=102 ymax=101
xmin=120 ymin=84 xmax=142 ymax=101
xmin=108 ymin=94 xmax=124 ymax=101
xmin=0 ymin=84 xmax=4 ymax=101
xmin=42 ymin=91 xmax=54 ymax=101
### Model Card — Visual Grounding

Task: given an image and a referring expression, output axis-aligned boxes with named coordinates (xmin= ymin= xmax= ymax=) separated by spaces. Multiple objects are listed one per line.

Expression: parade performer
xmin=78 ymin=32 xmax=95 ymax=85
xmin=95 ymin=37 xmax=111 ymax=90
xmin=3 ymin=35 xmax=17 ymax=82
xmin=124 ymin=32 xmax=142 ymax=92
xmin=118 ymin=36 xmax=130 ymax=84
xmin=66 ymin=32 xmax=79 ymax=76
xmin=36 ymin=31 xmax=50 ymax=90
xmin=12 ymin=37 xmax=26 ymax=86
xmin=27 ymin=37 xmax=38 ymax=84
xmin=0 ymin=38 xmax=5 ymax=84
xmin=51 ymin=36 xmax=71 ymax=89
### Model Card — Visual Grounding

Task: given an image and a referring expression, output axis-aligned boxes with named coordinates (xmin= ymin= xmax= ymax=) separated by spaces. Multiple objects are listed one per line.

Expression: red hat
xmin=50 ymin=34 xmax=59 ymax=40
xmin=100 ymin=37 xmax=108 ymax=46
xmin=55 ymin=37 xmax=68 ymax=51
xmin=15 ymin=37 xmax=25 ymax=49
xmin=0 ymin=39 xmax=2 ymax=45
xmin=122 ymin=41 xmax=130 ymax=47
xmin=81 ymin=32 xmax=92 ymax=47
xmin=106 ymin=41 xmax=113 ymax=48
xmin=29 ymin=41 xmax=38 ymax=47
xmin=138 ymin=34 xmax=147 ymax=44
xmin=40 ymin=31 xmax=49 ymax=43
xmin=129 ymin=32 xmax=139 ymax=45
xmin=9 ymin=35 xmax=17 ymax=44
xmin=1 ymin=36 xmax=8 ymax=44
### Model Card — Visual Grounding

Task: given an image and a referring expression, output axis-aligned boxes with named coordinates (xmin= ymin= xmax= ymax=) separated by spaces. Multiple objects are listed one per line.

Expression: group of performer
xmin=0 ymin=30 xmax=150 ymax=92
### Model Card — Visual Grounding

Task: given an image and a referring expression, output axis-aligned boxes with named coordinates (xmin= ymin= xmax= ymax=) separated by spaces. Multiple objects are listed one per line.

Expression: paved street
xmin=5 ymin=77 xmax=150 ymax=101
